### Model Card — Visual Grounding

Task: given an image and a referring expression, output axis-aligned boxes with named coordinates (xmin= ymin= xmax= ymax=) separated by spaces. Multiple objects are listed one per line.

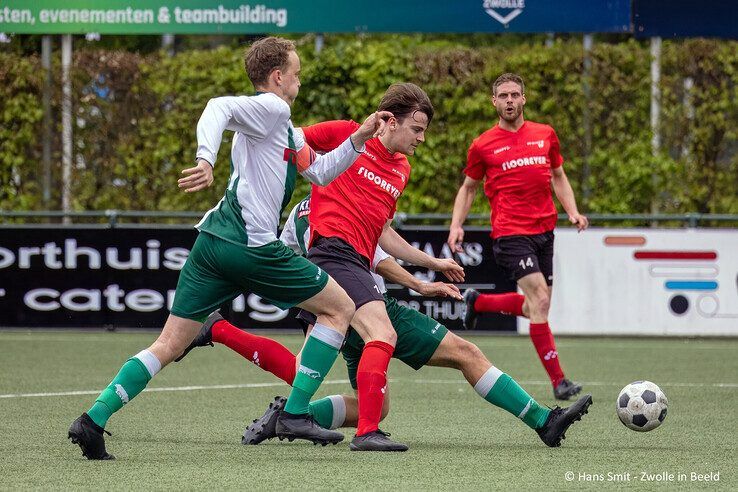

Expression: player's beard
xmin=498 ymin=104 xmax=523 ymax=123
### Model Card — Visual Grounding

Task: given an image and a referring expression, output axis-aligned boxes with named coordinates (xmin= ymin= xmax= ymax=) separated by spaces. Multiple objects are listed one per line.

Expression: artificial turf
xmin=0 ymin=331 xmax=735 ymax=490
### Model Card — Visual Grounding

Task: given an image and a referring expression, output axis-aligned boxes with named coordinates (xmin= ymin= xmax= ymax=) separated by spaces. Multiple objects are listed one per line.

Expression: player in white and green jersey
xmin=68 ymin=37 xmax=393 ymax=460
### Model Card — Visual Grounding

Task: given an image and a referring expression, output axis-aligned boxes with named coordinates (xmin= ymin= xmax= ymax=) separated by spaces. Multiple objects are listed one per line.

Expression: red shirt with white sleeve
xmin=302 ymin=120 xmax=411 ymax=262
xmin=465 ymin=121 xmax=564 ymax=239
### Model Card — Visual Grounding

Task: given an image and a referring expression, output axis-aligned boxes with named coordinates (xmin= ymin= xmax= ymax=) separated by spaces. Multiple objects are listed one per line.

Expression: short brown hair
xmin=245 ymin=37 xmax=296 ymax=87
xmin=492 ymin=73 xmax=525 ymax=96
xmin=378 ymin=83 xmax=434 ymax=124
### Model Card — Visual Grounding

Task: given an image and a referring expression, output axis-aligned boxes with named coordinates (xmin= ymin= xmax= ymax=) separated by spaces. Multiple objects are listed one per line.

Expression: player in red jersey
xmin=447 ymin=73 xmax=589 ymax=401
xmin=296 ymin=83 xmax=464 ymax=451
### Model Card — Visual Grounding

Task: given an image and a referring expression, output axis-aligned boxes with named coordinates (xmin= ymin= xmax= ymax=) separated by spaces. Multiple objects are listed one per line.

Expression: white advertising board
xmin=518 ymin=228 xmax=738 ymax=336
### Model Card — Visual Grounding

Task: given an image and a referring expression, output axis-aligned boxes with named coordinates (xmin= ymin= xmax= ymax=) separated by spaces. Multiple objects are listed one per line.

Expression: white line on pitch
xmin=403 ymin=378 xmax=738 ymax=388
xmin=0 ymin=379 xmax=351 ymax=399
xmin=1 ymin=377 xmax=736 ymax=400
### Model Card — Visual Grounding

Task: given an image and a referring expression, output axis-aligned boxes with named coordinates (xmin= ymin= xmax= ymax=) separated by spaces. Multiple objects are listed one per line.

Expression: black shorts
xmin=296 ymin=235 xmax=384 ymax=326
xmin=492 ymin=231 xmax=554 ymax=286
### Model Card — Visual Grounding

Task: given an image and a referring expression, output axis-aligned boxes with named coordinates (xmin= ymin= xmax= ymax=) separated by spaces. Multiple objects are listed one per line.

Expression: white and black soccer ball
xmin=616 ymin=381 xmax=668 ymax=432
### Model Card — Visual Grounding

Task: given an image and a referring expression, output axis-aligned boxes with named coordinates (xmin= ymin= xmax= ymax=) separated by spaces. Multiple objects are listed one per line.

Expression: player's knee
xmin=376 ymin=327 xmax=397 ymax=346
xmin=321 ymin=294 xmax=355 ymax=327
xmin=530 ymin=287 xmax=550 ymax=315
xmin=335 ymin=296 xmax=356 ymax=325
xmin=535 ymin=295 xmax=550 ymax=315
xmin=443 ymin=335 xmax=484 ymax=370
xmin=456 ymin=338 xmax=487 ymax=367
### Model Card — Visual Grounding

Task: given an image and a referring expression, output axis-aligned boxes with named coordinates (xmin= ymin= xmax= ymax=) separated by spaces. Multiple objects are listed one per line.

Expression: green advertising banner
xmin=0 ymin=0 xmax=631 ymax=34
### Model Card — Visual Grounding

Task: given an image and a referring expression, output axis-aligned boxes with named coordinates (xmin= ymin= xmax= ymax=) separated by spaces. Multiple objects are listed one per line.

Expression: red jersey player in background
xmin=447 ymin=73 xmax=589 ymax=401
xmin=296 ymin=83 xmax=464 ymax=451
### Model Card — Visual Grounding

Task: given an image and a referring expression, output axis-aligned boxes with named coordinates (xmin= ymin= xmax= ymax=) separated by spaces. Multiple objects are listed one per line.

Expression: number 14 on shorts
xmin=519 ymin=257 xmax=534 ymax=270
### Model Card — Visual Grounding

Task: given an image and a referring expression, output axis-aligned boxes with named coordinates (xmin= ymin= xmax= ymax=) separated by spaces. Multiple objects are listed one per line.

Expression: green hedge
xmin=1 ymin=36 xmax=736 ymax=217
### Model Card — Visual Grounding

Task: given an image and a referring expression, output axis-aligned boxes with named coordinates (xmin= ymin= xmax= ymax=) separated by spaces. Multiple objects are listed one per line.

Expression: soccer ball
xmin=616 ymin=381 xmax=668 ymax=432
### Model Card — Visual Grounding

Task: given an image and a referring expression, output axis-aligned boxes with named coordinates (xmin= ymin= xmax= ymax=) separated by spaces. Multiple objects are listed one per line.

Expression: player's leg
xmin=517 ymin=271 xmax=567 ymax=391
xmin=281 ymin=276 xmax=353 ymax=417
xmin=427 ymin=331 xmax=553 ymax=430
xmin=298 ymin=239 xmax=404 ymax=451
xmin=69 ymin=232 xmax=242 ymax=459
xmin=393 ymin=303 xmax=591 ymax=448
xmin=242 ymin=327 xmax=386 ymax=444
xmin=252 ymin=258 xmax=353 ymax=443
xmin=517 ymin=232 xmax=581 ymax=400
xmin=176 ymin=310 xmax=297 ymax=385
xmin=382 ymin=296 xmax=550 ymax=431
xmin=196 ymin=237 xmax=352 ymax=444
xmin=463 ymin=289 xmax=528 ymax=328
xmin=308 ymin=332 xmax=389 ymax=430
xmin=348 ymin=300 xmax=406 ymax=451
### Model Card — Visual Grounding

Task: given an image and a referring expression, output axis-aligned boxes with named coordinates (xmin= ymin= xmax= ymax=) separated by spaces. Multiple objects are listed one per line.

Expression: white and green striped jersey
xmin=195 ymin=92 xmax=361 ymax=247
xmin=280 ymin=195 xmax=391 ymax=293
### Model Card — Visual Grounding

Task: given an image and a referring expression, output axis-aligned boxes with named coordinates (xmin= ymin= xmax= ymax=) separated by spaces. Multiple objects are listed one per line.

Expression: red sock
xmin=529 ymin=322 xmax=565 ymax=387
xmin=212 ymin=320 xmax=296 ymax=385
xmin=356 ymin=340 xmax=394 ymax=436
xmin=475 ymin=293 xmax=525 ymax=316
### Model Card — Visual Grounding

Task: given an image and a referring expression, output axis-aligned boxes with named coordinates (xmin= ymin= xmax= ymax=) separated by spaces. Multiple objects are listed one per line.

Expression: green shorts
xmin=171 ymin=232 xmax=328 ymax=321
xmin=342 ymin=294 xmax=449 ymax=389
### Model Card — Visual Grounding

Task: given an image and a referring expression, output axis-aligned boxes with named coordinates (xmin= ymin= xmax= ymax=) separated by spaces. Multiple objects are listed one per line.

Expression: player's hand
xmin=569 ymin=213 xmax=589 ymax=232
xmin=351 ymin=111 xmax=394 ymax=148
xmin=447 ymin=226 xmax=465 ymax=253
xmin=178 ymin=159 xmax=214 ymax=193
xmin=432 ymin=257 xmax=465 ymax=283
xmin=417 ymin=281 xmax=462 ymax=300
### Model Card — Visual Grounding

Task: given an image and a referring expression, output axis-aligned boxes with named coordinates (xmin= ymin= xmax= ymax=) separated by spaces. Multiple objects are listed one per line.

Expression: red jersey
xmin=465 ymin=121 xmax=563 ymax=239
xmin=303 ymin=120 xmax=411 ymax=262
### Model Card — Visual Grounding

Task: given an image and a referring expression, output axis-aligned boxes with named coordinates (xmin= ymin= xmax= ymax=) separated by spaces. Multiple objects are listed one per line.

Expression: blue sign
xmin=634 ymin=0 xmax=738 ymax=39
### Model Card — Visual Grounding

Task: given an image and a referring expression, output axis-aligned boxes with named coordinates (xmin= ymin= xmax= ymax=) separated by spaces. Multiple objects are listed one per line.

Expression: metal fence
xmin=1 ymin=210 xmax=737 ymax=229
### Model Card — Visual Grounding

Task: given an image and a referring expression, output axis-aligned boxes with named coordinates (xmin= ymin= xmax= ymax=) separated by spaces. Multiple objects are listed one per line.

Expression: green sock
xmin=474 ymin=366 xmax=550 ymax=429
xmin=308 ymin=395 xmax=346 ymax=429
xmin=284 ymin=324 xmax=342 ymax=415
xmin=87 ymin=350 xmax=161 ymax=428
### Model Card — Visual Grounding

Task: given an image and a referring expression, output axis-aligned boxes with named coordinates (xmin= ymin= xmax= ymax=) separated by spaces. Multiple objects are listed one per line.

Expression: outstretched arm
xmin=551 ymin=166 xmax=588 ymax=232
xmin=375 ymin=257 xmax=462 ymax=299
xmin=379 ymin=223 xmax=465 ymax=283
xmin=447 ymin=176 xmax=481 ymax=252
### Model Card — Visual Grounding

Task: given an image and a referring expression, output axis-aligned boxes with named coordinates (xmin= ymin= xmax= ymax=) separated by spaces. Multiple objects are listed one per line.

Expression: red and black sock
xmin=212 ymin=319 xmax=296 ymax=385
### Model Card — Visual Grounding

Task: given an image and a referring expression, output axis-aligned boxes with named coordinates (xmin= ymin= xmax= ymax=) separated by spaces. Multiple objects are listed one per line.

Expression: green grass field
xmin=0 ymin=331 xmax=735 ymax=490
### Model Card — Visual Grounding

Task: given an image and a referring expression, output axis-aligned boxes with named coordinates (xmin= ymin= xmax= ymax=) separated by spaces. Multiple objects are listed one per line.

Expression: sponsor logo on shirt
xmin=296 ymin=198 xmax=310 ymax=218
xmin=494 ymin=146 xmax=511 ymax=154
xmin=526 ymin=140 xmax=545 ymax=149
xmin=364 ymin=151 xmax=377 ymax=161
xmin=357 ymin=166 xmax=402 ymax=199
xmin=391 ymin=168 xmax=407 ymax=183
xmin=501 ymin=155 xmax=547 ymax=171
